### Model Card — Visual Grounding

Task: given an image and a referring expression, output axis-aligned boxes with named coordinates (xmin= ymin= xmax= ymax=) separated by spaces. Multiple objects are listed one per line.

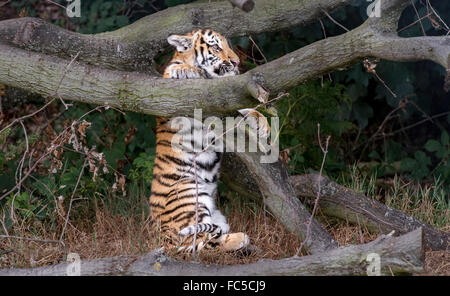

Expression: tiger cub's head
xmin=167 ymin=29 xmax=240 ymax=78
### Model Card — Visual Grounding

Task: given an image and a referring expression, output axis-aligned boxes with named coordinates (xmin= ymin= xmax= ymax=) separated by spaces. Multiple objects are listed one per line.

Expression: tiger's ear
xmin=167 ymin=32 xmax=200 ymax=52
xmin=167 ymin=35 xmax=191 ymax=52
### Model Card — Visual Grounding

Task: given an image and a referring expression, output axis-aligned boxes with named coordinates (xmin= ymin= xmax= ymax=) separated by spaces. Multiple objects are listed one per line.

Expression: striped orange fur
xmin=150 ymin=29 xmax=251 ymax=253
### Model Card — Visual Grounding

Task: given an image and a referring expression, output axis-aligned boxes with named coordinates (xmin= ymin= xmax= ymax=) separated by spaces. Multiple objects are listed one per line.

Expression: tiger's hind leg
xmin=185 ymin=231 xmax=250 ymax=252
xmin=215 ymin=232 xmax=250 ymax=252
xmin=178 ymin=225 xmax=250 ymax=253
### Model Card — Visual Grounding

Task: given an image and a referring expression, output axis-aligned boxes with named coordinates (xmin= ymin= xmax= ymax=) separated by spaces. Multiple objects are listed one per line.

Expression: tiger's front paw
xmin=237 ymin=109 xmax=271 ymax=153
xmin=166 ymin=64 xmax=202 ymax=79
xmin=238 ymin=109 xmax=270 ymax=138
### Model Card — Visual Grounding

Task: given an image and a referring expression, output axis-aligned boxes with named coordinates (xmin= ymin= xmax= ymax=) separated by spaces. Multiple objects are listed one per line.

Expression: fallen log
xmin=221 ymin=157 xmax=448 ymax=251
xmin=0 ymin=228 xmax=424 ymax=276
xmin=222 ymin=152 xmax=338 ymax=254
xmin=290 ymin=174 xmax=449 ymax=251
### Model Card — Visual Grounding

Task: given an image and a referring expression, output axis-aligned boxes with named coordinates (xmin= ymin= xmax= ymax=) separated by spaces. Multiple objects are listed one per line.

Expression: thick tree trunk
xmin=221 ymin=158 xmax=448 ymax=251
xmin=0 ymin=228 xmax=424 ymax=276
xmin=226 ymin=153 xmax=339 ymax=254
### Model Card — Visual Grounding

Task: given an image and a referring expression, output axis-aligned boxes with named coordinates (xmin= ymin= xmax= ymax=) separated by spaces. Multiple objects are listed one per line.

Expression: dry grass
xmin=0 ymin=188 xmax=448 ymax=275
xmin=0 ymin=196 xmax=302 ymax=269
xmin=424 ymin=250 xmax=450 ymax=276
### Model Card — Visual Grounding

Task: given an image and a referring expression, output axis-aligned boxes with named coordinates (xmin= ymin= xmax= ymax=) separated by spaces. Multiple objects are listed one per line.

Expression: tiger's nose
xmin=230 ymin=60 xmax=240 ymax=67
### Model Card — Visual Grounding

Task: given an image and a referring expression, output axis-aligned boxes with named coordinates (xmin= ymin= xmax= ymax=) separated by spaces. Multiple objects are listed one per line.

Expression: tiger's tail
xmin=178 ymin=223 xmax=222 ymax=236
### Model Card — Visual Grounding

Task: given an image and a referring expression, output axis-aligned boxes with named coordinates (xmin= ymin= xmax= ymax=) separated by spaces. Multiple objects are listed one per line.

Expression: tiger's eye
xmin=212 ymin=44 xmax=221 ymax=52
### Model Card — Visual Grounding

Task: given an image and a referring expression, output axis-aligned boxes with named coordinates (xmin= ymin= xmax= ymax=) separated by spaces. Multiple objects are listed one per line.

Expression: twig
xmin=45 ymin=0 xmax=66 ymax=10
xmin=191 ymin=159 xmax=200 ymax=259
xmin=375 ymin=111 xmax=450 ymax=139
xmin=356 ymin=101 xmax=404 ymax=160
xmin=52 ymin=51 xmax=80 ymax=110
xmin=248 ymin=35 xmax=268 ymax=64
xmin=189 ymin=92 xmax=289 ymax=255
xmin=0 ymin=98 xmax=56 ymax=135
xmin=356 ymin=214 xmax=364 ymax=244
xmin=397 ymin=13 xmax=432 ymax=32
xmin=0 ymin=105 xmax=109 ymax=202
xmin=410 ymin=0 xmax=426 ymax=36
xmin=363 ymin=58 xmax=397 ymax=98
xmin=295 ymin=124 xmax=330 ymax=256
xmin=321 ymin=9 xmax=349 ymax=32
xmin=9 ymin=120 xmax=30 ymax=222
xmin=0 ymin=51 xmax=80 ymax=134
xmin=426 ymin=0 xmax=450 ymax=32
xmin=0 ymin=150 xmax=52 ymax=201
xmin=318 ymin=19 xmax=332 ymax=84
xmin=203 ymin=92 xmax=288 ymax=153
xmin=0 ymin=0 xmax=12 ymax=8
xmin=59 ymin=159 xmax=87 ymax=241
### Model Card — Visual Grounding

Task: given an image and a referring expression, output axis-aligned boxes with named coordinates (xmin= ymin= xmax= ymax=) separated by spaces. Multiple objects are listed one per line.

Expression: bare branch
xmin=1 ymin=28 xmax=448 ymax=118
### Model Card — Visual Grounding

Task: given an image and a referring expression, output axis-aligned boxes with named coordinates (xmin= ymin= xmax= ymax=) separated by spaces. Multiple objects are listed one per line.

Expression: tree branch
xmin=0 ymin=0 xmax=355 ymax=72
xmin=0 ymin=0 xmax=448 ymax=118
xmin=0 ymin=228 xmax=424 ymax=276
xmin=0 ymin=0 xmax=448 ymax=259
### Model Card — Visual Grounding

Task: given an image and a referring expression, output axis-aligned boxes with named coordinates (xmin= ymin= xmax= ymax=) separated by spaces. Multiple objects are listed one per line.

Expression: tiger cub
xmin=150 ymin=29 xmax=267 ymax=253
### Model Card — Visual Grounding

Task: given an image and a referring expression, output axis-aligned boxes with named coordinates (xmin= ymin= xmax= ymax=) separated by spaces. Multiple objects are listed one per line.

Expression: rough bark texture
xmin=222 ymin=153 xmax=338 ymax=254
xmin=0 ymin=0 xmax=354 ymax=72
xmin=0 ymin=229 xmax=424 ymax=276
xmin=290 ymin=174 xmax=450 ymax=252
xmin=221 ymin=159 xmax=448 ymax=251
xmin=0 ymin=0 xmax=449 ymax=117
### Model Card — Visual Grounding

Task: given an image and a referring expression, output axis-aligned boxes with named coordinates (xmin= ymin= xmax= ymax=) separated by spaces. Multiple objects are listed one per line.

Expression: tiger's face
xmin=167 ymin=29 xmax=240 ymax=78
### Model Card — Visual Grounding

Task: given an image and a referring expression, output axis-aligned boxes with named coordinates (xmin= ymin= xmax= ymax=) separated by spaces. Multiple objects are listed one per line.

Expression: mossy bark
xmin=0 ymin=0 xmax=356 ymax=72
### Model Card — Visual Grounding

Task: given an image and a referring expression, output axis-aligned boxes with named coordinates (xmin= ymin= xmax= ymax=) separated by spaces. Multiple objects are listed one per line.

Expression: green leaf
xmin=424 ymin=139 xmax=442 ymax=152
xmin=351 ymin=101 xmax=373 ymax=129
xmin=414 ymin=151 xmax=431 ymax=166
xmin=401 ymin=157 xmax=416 ymax=172
xmin=441 ymin=131 xmax=449 ymax=146
xmin=368 ymin=150 xmax=381 ymax=160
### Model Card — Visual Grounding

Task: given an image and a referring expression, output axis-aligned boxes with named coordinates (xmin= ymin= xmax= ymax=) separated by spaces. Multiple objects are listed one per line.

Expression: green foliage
xmin=401 ymin=151 xmax=432 ymax=180
xmin=2 ymin=0 xmax=449 ymax=226
xmin=5 ymin=192 xmax=36 ymax=220
xmin=75 ymin=0 xmax=130 ymax=34
xmin=165 ymin=0 xmax=192 ymax=7
xmin=129 ymin=151 xmax=156 ymax=185
xmin=277 ymin=80 xmax=353 ymax=174
xmin=338 ymin=166 xmax=449 ymax=228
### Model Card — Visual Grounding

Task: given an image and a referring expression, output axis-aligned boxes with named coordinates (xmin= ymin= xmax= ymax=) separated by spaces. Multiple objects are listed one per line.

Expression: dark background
xmin=0 ymin=0 xmax=448 ymax=220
